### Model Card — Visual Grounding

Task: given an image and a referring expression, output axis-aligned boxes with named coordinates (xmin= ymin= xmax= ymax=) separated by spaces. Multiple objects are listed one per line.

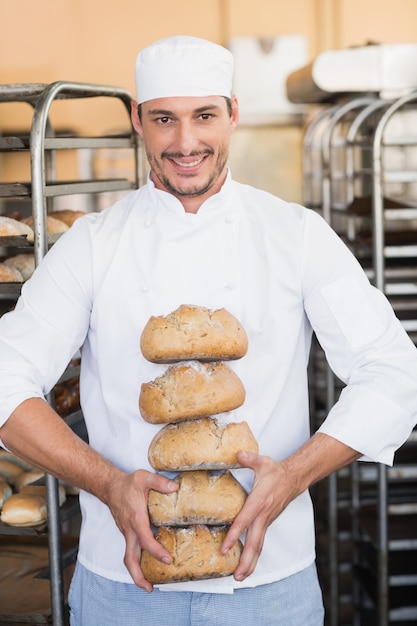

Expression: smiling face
xmin=131 ymin=95 xmax=239 ymax=213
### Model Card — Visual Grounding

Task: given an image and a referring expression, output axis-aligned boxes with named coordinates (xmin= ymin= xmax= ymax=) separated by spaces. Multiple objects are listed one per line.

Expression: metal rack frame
xmin=0 ymin=81 xmax=146 ymax=625
xmin=303 ymin=91 xmax=417 ymax=626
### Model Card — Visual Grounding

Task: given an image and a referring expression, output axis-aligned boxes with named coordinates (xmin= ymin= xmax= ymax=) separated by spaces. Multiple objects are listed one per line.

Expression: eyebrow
xmin=145 ymin=104 xmax=222 ymax=117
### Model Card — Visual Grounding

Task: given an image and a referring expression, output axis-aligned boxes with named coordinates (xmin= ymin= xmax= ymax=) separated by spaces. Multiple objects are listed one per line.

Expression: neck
xmin=150 ymin=170 xmax=227 ymax=214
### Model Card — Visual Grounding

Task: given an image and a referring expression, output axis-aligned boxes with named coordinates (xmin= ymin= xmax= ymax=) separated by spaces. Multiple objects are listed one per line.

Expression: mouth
xmin=171 ymin=156 xmax=206 ymax=168
xmin=164 ymin=151 xmax=212 ymax=172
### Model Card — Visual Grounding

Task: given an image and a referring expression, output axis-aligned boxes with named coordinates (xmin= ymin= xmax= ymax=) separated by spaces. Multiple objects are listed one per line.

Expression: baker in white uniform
xmin=0 ymin=36 xmax=417 ymax=626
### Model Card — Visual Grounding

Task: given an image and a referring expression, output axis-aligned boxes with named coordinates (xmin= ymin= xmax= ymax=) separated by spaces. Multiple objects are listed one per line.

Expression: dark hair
xmin=137 ymin=96 xmax=232 ymax=123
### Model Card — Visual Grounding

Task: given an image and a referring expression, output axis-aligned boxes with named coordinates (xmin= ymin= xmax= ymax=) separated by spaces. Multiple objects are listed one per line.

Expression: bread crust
xmin=0 ymin=459 xmax=24 ymax=484
xmin=22 ymin=214 xmax=69 ymax=235
xmin=139 ymin=361 xmax=246 ymax=424
xmin=140 ymin=305 xmax=248 ymax=363
xmin=14 ymin=468 xmax=45 ymax=491
xmin=148 ymin=470 xmax=247 ymax=526
xmin=141 ymin=525 xmax=242 ymax=584
xmin=4 ymin=253 xmax=35 ymax=281
xmin=0 ymin=216 xmax=34 ymax=241
xmin=0 ymin=493 xmax=47 ymax=526
xmin=148 ymin=417 xmax=258 ymax=471
xmin=0 ymin=263 xmax=24 ymax=283
xmin=49 ymin=210 xmax=86 ymax=226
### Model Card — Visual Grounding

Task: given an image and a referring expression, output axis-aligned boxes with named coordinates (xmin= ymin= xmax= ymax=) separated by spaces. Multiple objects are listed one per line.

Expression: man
xmin=0 ymin=36 xmax=416 ymax=626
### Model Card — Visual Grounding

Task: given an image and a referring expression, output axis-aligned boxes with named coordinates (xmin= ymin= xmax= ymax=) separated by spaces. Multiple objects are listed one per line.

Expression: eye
xmin=200 ymin=113 xmax=213 ymax=121
xmin=157 ymin=116 xmax=172 ymax=124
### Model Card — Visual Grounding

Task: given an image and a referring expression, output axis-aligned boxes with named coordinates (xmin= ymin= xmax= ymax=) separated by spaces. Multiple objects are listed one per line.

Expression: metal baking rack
xmin=302 ymin=91 xmax=417 ymax=626
xmin=0 ymin=81 xmax=146 ymax=625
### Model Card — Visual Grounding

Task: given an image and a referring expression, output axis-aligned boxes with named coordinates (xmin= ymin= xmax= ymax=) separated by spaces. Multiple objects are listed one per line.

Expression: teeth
xmin=172 ymin=158 xmax=203 ymax=167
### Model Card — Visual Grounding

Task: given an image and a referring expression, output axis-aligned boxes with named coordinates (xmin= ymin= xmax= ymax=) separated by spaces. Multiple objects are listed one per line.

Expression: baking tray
xmin=0 ymin=534 xmax=77 ymax=624
xmin=358 ymin=504 xmax=417 ymax=551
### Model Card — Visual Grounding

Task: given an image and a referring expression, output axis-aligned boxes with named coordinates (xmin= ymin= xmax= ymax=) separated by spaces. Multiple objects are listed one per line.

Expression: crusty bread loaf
xmin=0 ymin=262 xmax=24 ymax=283
xmin=141 ymin=525 xmax=242 ymax=584
xmin=0 ymin=216 xmax=34 ymax=242
xmin=148 ymin=417 xmax=258 ymax=471
xmin=21 ymin=484 xmax=66 ymax=506
xmin=22 ymin=214 xmax=69 ymax=236
xmin=148 ymin=470 xmax=247 ymax=526
xmin=49 ymin=209 xmax=86 ymax=227
xmin=140 ymin=305 xmax=248 ymax=363
xmin=139 ymin=361 xmax=246 ymax=424
xmin=0 ymin=493 xmax=47 ymax=526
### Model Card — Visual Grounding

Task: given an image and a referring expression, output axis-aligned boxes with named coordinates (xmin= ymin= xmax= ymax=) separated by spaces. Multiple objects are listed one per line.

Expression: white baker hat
xmin=135 ymin=35 xmax=234 ymax=104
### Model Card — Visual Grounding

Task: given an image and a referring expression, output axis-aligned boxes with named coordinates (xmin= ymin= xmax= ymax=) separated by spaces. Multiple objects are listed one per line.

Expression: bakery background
xmin=1 ymin=0 xmax=417 ymax=625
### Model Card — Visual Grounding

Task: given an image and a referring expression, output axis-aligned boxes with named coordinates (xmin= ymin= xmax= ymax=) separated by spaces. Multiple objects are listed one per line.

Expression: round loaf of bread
xmin=0 ymin=493 xmax=47 ymax=526
xmin=148 ymin=470 xmax=247 ymax=526
xmin=22 ymin=214 xmax=69 ymax=236
xmin=141 ymin=525 xmax=242 ymax=584
xmin=0 ymin=216 xmax=34 ymax=242
xmin=14 ymin=468 xmax=45 ymax=492
xmin=49 ymin=209 xmax=86 ymax=226
xmin=140 ymin=305 xmax=248 ymax=363
xmin=148 ymin=417 xmax=258 ymax=471
xmin=0 ymin=262 xmax=24 ymax=283
xmin=139 ymin=361 xmax=246 ymax=424
xmin=21 ymin=484 xmax=66 ymax=507
xmin=4 ymin=253 xmax=35 ymax=281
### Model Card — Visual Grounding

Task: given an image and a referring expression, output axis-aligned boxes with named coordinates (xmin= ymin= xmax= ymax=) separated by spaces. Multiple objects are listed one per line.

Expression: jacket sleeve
xmin=0 ymin=217 xmax=94 ymax=427
xmin=302 ymin=209 xmax=417 ymax=465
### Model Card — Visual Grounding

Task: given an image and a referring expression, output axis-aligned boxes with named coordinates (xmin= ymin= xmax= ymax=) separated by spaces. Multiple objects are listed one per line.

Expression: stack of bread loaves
xmin=138 ymin=304 xmax=258 ymax=584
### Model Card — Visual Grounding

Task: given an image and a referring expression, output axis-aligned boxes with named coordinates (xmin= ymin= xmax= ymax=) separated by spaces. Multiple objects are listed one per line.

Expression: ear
xmin=130 ymin=100 xmax=143 ymax=137
xmin=230 ymin=95 xmax=239 ymax=129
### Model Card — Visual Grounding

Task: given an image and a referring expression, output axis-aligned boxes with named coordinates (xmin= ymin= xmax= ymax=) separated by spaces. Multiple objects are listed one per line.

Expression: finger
xmin=140 ymin=470 xmax=179 ymax=495
xmin=233 ymin=518 xmax=266 ymax=582
xmin=221 ymin=485 xmax=265 ymax=553
xmin=236 ymin=449 xmax=261 ymax=470
xmin=221 ymin=508 xmax=249 ymax=553
xmin=123 ymin=529 xmax=153 ymax=592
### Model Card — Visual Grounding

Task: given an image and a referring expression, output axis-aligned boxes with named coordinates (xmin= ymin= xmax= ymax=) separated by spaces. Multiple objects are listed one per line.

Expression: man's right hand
xmin=104 ymin=468 xmax=179 ymax=591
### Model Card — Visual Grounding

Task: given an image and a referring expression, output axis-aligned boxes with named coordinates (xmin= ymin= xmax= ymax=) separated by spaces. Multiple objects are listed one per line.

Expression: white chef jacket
xmin=1 ymin=172 xmax=417 ymax=592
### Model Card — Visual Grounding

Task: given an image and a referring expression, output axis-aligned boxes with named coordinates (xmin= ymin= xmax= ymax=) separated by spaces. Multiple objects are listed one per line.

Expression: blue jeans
xmin=68 ymin=561 xmax=324 ymax=626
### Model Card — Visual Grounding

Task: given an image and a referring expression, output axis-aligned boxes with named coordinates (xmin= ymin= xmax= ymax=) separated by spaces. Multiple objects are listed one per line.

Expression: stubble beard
xmin=147 ymin=148 xmax=229 ymax=198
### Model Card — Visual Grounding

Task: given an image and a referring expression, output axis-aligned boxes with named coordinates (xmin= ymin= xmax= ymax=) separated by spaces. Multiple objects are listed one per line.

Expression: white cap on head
xmin=135 ymin=35 xmax=234 ymax=104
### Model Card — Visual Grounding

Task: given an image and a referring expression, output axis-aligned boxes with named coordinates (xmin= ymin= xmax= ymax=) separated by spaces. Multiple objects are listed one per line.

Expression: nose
xmin=174 ymin=120 xmax=200 ymax=155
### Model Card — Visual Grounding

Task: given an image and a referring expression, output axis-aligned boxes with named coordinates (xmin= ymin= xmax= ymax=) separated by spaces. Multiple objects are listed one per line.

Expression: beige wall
xmin=3 ymin=0 xmax=416 ymax=132
xmin=1 ymin=1 xmax=417 ymax=202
